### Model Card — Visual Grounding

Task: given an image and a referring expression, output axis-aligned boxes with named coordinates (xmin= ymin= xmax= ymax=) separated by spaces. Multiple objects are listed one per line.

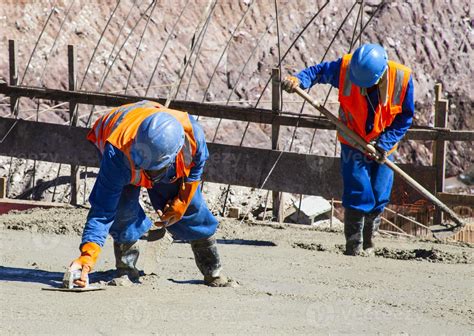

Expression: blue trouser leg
xmin=370 ymin=155 xmax=394 ymax=214
xmin=340 ymin=143 xmax=394 ymax=214
xmin=341 ymin=144 xmax=375 ymax=213
xmin=147 ymin=181 xmax=218 ymax=241
xmin=109 ymin=184 xmax=152 ymax=244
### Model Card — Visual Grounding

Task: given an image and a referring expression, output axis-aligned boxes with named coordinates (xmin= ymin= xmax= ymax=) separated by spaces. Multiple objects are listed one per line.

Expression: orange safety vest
xmin=87 ymin=100 xmax=197 ymax=189
xmin=337 ymin=54 xmax=411 ymax=150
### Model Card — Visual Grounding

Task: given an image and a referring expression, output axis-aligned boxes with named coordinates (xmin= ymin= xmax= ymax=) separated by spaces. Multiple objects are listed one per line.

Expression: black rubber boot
xmin=344 ymin=209 xmax=365 ymax=256
xmin=191 ymin=236 xmax=232 ymax=287
xmin=114 ymin=241 xmax=140 ymax=281
xmin=363 ymin=212 xmax=382 ymax=252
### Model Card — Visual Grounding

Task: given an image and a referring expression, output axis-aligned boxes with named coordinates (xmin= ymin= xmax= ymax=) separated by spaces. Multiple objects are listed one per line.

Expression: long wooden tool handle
xmin=294 ymin=87 xmax=465 ymax=228
xmin=383 ymin=160 xmax=463 ymax=227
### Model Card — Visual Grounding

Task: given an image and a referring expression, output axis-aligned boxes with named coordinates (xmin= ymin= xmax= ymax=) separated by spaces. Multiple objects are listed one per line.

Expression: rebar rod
xmin=173 ymin=0 xmax=218 ymax=102
xmin=79 ymin=0 xmax=122 ymax=90
xmin=95 ymin=0 xmax=140 ymax=94
xmin=209 ymin=17 xmax=275 ymax=142
xmin=19 ymin=2 xmax=57 ymax=85
xmin=252 ymin=0 xmax=330 ymax=109
xmin=125 ymin=0 xmax=158 ymax=94
xmin=33 ymin=0 xmax=76 ymax=198
xmin=85 ymin=0 xmax=155 ymax=126
xmin=144 ymin=0 xmax=191 ymax=96
xmin=213 ymin=18 xmax=275 ymax=214
xmin=290 ymin=1 xmax=358 ymax=152
xmin=37 ymin=0 xmax=76 ymax=84
xmin=199 ymin=0 xmax=255 ymax=103
xmin=165 ymin=0 xmax=217 ymax=106
xmin=183 ymin=13 xmax=213 ymax=101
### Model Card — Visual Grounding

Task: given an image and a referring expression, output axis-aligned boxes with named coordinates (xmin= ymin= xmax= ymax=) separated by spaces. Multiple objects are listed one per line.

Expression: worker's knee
xmin=109 ymin=184 xmax=151 ymax=243
xmin=341 ymin=161 xmax=375 ymax=212
xmin=110 ymin=210 xmax=152 ymax=243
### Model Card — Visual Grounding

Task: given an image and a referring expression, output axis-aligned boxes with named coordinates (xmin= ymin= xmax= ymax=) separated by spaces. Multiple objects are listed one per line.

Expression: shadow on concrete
xmin=216 ymin=239 xmax=276 ymax=247
xmin=15 ymin=171 xmax=98 ymax=200
xmin=0 ymin=266 xmax=115 ymax=286
xmin=173 ymin=239 xmax=276 ymax=247
xmin=167 ymin=278 xmax=204 ymax=285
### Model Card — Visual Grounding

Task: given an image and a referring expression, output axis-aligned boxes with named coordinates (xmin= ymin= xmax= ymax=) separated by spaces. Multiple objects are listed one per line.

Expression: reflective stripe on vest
xmin=87 ymin=100 xmax=197 ymax=188
xmin=392 ymin=68 xmax=405 ymax=105
xmin=182 ymin=136 xmax=193 ymax=167
xmin=337 ymin=54 xmax=411 ymax=148
xmin=342 ymin=72 xmax=353 ymax=97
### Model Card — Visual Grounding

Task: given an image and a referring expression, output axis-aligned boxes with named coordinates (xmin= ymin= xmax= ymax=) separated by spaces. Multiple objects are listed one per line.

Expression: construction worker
xmin=282 ymin=43 xmax=414 ymax=255
xmin=68 ymin=100 xmax=231 ymax=286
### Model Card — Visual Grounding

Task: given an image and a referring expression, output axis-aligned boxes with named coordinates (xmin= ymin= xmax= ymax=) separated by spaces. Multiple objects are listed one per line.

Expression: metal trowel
xmin=42 ymin=269 xmax=104 ymax=292
xmin=430 ymin=222 xmax=468 ymax=240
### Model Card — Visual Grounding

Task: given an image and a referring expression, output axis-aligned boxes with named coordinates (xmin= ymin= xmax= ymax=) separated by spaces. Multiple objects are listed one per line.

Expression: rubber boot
xmin=344 ymin=209 xmax=365 ymax=256
xmin=191 ymin=236 xmax=232 ymax=287
xmin=363 ymin=212 xmax=382 ymax=254
xmin=114 ymin=241 xmax=140 ymax=282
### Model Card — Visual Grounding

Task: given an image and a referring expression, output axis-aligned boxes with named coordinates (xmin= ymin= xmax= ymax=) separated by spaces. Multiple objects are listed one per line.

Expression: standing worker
xmin=68 ymin=100 xmax=232 ymax=286
xmin=282 ymin=43 xmax=414 ymax=255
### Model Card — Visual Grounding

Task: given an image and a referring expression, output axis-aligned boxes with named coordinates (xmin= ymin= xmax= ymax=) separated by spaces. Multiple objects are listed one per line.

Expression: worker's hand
xmin=69 ymin=242 xmax=101 ymax=288
xmin=366 ymin=143 xmax=387 ymax=164
xmin=281 ymin=75 xmax=300 ymax=93
xmin=160 ymin=204 xmax=181 ymax=226
xmin=154 ymin=209 xmax=169 ymax=228
xmin=68 ymin=261 xmax=91 ymax=288
xmin=159 ymin=181 xmax=201 ymax=227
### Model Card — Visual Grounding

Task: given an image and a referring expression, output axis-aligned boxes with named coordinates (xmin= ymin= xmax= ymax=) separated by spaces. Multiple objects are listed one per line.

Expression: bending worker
xmin=282 ymin=43 xmax=414 ymax=255
xmin=68 ymin=100 xmax=230 ymax=287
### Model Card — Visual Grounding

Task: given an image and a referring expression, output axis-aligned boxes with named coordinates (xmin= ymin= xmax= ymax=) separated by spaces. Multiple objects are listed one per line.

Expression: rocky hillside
xmin=0 ymin=0 xmax=472 ymax=199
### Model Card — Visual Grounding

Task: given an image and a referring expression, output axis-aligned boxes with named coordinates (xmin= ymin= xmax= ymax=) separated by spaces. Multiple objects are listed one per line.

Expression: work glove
xmin=366 ymin=141 xmax=387 ymax=164
xmin=155 ymin=180 xmax=201 ymax=228
xmin=281 ymin=75 xmax=300 ymax=93
xmin=68 ymin=242 xmax=101 ymax=287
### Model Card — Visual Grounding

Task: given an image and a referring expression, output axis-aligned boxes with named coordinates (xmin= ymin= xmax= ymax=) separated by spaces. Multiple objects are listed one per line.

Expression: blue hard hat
xmin=349 ymin=43 xmax=388 ymax=88
xmin=130 ymin=112 xmax=185 ymax=170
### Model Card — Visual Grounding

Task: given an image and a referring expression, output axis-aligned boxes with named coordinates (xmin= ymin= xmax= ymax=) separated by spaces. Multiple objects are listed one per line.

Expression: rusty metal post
xmin=0 ymin=177 xmax=6 ymax=198
xmin=432 ymin=83 xmax=449 ymax=224
xmin=8 ymin=40 xmax=19 ymax=116
xmin=68 ymin=45 xmax=79 ymax=205
xmin=330 ymin=198 xmax=334 ymax=229
xmin=271 ymin=68 xmax=285 ymax=222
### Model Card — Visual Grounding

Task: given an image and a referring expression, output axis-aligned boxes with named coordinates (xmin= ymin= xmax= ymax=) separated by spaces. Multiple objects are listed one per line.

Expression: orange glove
xmin=159 ymin=180 xmax=200 ymax=226
xmin=69 ymin=242 xmax=101 ymax=287
xmin=281 ymin=75 xmax=300 ymax=93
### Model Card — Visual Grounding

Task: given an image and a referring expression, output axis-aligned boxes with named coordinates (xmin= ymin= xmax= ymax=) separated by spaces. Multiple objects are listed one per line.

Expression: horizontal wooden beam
xmin=1 ymin=82 xmax=473 ymax=141
xmin=0 ymin=198 xmax=66 ymax=215
xmin=437 ymin=192 xmax=474 ymax=207
xmin=0 ymin=82 xmax=334 ymax=129
xmin=0 ymin=116 xmax=437 ymax=204
xmin=407 ymin=128 xmax=474 ymax=141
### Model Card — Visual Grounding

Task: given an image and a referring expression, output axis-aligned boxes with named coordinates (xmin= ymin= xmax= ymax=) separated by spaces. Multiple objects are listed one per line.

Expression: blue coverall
xmin=296 ymin=58 xmax=415 ymax=214
xmin=81 ymin=116 xmax=218 ymax=247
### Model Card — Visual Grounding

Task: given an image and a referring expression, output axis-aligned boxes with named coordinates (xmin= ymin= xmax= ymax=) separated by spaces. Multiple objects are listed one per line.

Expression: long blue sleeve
xmin=296 ymin=58 xmax=342 ymax=89
xmin=186 ymin=116 xmax=209 ymax=182
xmin=81 ymin=143 xmax=130 ymax=247
xmin=377 ymin=76 xmax=415 ymax=152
